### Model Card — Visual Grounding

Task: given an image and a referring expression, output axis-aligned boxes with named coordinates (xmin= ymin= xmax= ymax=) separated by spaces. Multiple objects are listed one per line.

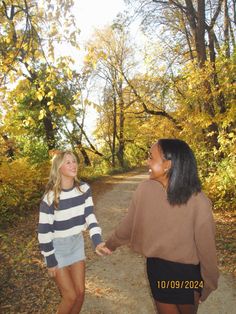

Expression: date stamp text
xmin=156 ymin=280 xmax=204 ymax=289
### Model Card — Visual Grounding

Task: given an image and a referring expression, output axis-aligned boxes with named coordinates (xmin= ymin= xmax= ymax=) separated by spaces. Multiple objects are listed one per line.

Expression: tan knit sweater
xmin=106 ymin=179 xmax=219 ymax=301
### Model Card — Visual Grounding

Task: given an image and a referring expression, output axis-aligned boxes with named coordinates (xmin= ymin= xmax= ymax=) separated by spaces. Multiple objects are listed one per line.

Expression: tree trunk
xmin=233 ymin=0 xmax=236 ymax=24
xmin=208 ymin=29 xmax=226 ymax=115
xmin=112 ymin=93 xmax=117 ymax=167
xmin=42 ymin=107 xmax=56 ymax=150
xmin=196 ymin=0 xmax=207 ymax=66
xmin=117 ymin=97 xmax=125 ymax=168
xmin=229 ymin=18 xmax=236 ymax=50
xmin=208 ymin=29 xmax=216 ymax=64
xmin=76 ymin=142 xmax=91 ymax=166
xmin=2 ymin=134 xmax=15 ymax=159
xmin=224 ymin=0 xmax=230 ymax=58
xmin=182 ymin=13 xmax=194 ymax=60
xmin=185 ymin=0 xmax=220 ymax=148
xmin=74 ymin=121 xmax=103 ymax=157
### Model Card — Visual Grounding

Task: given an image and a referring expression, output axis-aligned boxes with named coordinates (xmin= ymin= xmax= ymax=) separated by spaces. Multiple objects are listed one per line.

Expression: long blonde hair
xmin=44 ymin=151 xmax=80 ymax=209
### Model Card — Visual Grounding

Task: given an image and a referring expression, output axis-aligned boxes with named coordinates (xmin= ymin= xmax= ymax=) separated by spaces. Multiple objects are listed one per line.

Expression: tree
xmin=125 ymin=0 xmax=235 ymax=147
xmin=0 ymin=0 xmax=93 ymax=156
xmin=2 ymin=58 xmax=103 ymax=164
xmin=0 ymin=0 xmax=79 ymax=87
xmin=84 ymin=24 xmax=137 ymax=167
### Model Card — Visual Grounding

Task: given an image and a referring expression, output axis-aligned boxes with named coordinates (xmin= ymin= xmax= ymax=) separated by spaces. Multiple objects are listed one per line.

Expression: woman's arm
xmin=194 ymin=195 xmax=219 ymax=301
xmin=83 ymin=184 xmax=102 ymax=248
xmin=38 ymin=199 xmax=58 ymax=268
xmin=105 ymin=193 xmax=137 ymax=251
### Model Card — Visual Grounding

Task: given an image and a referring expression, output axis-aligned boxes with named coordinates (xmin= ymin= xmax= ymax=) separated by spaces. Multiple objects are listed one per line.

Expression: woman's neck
xmin=61 ymin=177 xmax=74 ymax=190
xmin=157 ymin=176 xmax=169 ymax=190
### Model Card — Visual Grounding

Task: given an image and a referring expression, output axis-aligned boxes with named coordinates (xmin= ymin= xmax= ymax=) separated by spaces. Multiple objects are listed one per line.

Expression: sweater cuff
xmin=46 ymin=254 xmax=58 ymax=268
xmin=92 ymin=233 xmax=102 ymax=248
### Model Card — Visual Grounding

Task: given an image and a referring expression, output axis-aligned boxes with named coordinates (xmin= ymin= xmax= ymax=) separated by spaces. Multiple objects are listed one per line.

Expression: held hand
xmin=48 ymin=266 xmax=58 ymax=278
xmin=95 ymin=242 xmax=112 ymax=256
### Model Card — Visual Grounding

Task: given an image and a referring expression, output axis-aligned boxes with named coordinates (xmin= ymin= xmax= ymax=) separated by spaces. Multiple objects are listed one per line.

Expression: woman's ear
xmin=163 ymin=159 xmax=171 ymax=172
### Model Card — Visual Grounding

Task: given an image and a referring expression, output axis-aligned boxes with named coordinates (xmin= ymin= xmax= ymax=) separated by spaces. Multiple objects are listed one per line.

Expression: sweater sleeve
xmin=38 ymin=199 xmax=58 ymax=268
xmin=194 ymin=194 xmax=219 ymax=301
xmin=106 ymin=189 xmax=137 ymax=251
xmin=84 ymin=184 xmax=102 ymax=248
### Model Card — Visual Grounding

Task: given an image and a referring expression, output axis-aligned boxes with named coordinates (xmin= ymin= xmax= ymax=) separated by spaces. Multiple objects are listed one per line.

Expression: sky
xmin=74 ymin=0 xmax=126 ymax=42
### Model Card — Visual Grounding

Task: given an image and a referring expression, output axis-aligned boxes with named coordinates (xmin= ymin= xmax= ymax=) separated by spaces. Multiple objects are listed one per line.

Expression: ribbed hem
xmin=46 ymin=254 xmax=58 ymax=268
xmin=92 ymin=234 xmax=102 ymax=248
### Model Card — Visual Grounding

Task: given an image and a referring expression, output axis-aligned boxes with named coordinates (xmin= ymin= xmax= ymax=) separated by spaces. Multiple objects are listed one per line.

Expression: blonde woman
xmin=38 ymin=151 xmax=110 ymax=314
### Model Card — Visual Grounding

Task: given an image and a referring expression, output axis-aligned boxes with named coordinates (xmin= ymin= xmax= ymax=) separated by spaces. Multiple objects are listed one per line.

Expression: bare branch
xmin=74 ymin=121 xmax=103 ymax=157
xmin=121 ymin=71 xmax=182 ymax=130
xmin=209 ymin=0 xmax=224 ymax=29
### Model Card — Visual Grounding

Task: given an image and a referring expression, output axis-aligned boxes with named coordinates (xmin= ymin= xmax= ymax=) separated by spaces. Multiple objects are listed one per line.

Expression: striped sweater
xmin=38 ymin=182 xmax=102 ymax=268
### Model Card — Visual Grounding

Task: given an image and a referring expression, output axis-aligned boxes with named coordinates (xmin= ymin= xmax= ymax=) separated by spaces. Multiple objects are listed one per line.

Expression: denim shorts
xmin=53 ymin=233 xmax=86 ymax=268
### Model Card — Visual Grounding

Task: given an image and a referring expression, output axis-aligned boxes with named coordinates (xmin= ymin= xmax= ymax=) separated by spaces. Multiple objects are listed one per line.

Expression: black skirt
xmin=146 ymin=257 xmax=203 ymax=305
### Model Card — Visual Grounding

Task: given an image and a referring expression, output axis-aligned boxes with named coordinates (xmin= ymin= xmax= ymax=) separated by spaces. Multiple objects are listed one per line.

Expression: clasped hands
xmin=95 ymin=242 xmax=112 ymax=256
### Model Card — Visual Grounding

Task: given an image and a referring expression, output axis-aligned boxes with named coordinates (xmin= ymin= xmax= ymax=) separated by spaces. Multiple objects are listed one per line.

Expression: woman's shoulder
xmin=78 ymin=180 xmax=90 ymax=193
xmin=192 ymin=191 xmax=212 ymax=207
xmin=191 ymin=191 xmax=213 ymax=218
xmin=138 ymin=178 xmax=163 ymax=187
xmin=40 ymin=191 xmax=54 ymax=214
xmin=136 ymin=179 xmax=164 ymax=194
xmin=41 ymin=190 xmax=54 ymax=205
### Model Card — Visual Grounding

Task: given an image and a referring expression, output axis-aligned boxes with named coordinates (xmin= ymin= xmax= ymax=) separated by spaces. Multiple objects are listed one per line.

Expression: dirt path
xmin=0 ymin=171 xmax=235 ymax=313
xmin=81 ymin=172 xmax=236 ymax=314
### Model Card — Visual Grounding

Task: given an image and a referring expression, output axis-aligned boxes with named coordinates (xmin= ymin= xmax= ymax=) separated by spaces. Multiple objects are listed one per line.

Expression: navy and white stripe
xmin=38 ymin=182 xmax=102 ymax=268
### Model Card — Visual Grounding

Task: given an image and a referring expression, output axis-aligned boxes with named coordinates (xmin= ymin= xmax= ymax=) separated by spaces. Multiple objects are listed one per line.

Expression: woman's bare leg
xmin=154 ymin=292 xmax=200 ymax=314
xmin=154 ymin=301 xmax=180 ymax=314
xmin=177 ymin=291 xmax=200 ymax=314
xmin=69 ymin=260 xmax=85 ymax=314
xmin=55 ymin=266 xmax=77 ymax=314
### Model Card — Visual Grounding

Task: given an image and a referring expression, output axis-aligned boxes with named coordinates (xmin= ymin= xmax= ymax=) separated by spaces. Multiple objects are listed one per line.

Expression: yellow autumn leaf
xmin=55 ymin=105 xmax=66 ymax=115
xmin=47 ymin=91 xmax=55 ymax=99
xmin=5 ymin=37 xmax=11 ymax=44
xmin=24 ymin=117 xmax=36 ymax=127
xmin=66 ymin=68 xmax=73 ymax=80
xmin=52 ymin=122 xmax=57 ymax=129
xmin=38 ymin=109 xmax=46 ymax=120
xmin=47 ymin=101 xmax=55 ymax=111
xmin=36 ymin=92 xmax=44 ymax=101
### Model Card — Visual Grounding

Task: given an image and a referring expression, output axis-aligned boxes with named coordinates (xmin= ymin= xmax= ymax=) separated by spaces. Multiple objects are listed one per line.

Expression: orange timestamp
xmin=156 ymin=280 xmax=204 ymax=289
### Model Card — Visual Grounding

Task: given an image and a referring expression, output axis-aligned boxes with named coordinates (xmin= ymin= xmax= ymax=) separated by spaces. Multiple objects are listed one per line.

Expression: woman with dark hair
xmin=104 ymin=139 xmax=219 ymax=314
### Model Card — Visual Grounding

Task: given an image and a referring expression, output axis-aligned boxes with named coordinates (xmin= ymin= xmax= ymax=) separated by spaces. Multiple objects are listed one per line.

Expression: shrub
xmin=0 ymin=158 xmax=48 ymax=226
